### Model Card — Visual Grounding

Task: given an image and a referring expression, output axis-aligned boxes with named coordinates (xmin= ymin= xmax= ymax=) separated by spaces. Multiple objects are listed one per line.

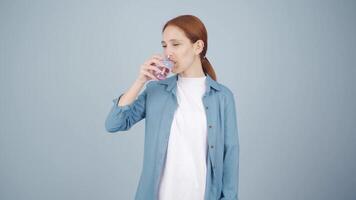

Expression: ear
xmin=193 ymin=40 xmax=204 ymax=55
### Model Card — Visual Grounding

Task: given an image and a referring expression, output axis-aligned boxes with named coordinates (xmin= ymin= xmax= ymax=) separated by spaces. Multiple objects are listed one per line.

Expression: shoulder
xmin=145 ymin=80 xmax=156 ymax=89
xmin=215 ymin=82 xmax=236 ymax=105
xmin=145 ymin=75 xmax=176 ymax=90
xmin=145 ymin=80 xmax=167 ymax=91
xmin=143 ymin=80 xmax=163 ymax=91
xmin=142 ymin=77 xmax=174 ymax=96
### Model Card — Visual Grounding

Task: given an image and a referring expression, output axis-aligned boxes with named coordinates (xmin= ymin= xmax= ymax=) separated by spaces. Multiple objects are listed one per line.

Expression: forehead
xmin=162 ymin=26 xmax=189 ymax=42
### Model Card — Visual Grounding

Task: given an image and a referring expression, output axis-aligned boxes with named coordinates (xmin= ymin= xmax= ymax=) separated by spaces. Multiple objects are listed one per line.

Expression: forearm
xmin=220 ymin=143 xmax=239 ymax=200
xmin=118 ymin=79 xmax=146 ymax=107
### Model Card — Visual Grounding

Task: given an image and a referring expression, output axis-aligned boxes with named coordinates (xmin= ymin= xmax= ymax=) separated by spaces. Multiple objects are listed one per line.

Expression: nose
xmin=165 ymin=53 xmax=173 ymax=60
xmin=163 ymin=49 xmax=173 ymax=60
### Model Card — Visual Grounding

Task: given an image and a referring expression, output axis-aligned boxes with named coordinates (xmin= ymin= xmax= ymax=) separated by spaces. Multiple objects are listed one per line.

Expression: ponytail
xmin=201 ymin=56 xmax=217 ymax=81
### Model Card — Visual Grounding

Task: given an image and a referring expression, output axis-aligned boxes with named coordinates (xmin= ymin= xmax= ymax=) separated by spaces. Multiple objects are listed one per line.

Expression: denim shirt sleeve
xmin=105 ymin=85 xmax=148 ymax=133
xmin=220 ymin=93 xmax=239 ymax=200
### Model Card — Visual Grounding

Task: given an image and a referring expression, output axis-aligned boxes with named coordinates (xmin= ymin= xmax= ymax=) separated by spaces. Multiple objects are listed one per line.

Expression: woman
xmin=105 ymin=15 xmax=239 ymax=200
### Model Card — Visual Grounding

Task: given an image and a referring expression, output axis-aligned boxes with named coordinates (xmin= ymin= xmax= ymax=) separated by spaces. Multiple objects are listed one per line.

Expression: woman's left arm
xmin=220 ymin=93 xmax=239 ymax=200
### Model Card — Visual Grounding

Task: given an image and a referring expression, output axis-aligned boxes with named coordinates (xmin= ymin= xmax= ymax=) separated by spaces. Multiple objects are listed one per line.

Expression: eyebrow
xmin=161 ymin=39 xmax=181 ymax=44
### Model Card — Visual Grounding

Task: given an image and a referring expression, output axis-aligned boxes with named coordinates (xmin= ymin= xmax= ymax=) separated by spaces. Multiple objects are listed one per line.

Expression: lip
xmin=168 ymin=59 xmax=176 ymax=66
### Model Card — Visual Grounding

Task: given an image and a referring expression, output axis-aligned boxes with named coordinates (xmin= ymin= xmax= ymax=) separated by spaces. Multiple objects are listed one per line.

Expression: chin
xmin=171 ymin=67 xmax=179 ymax=74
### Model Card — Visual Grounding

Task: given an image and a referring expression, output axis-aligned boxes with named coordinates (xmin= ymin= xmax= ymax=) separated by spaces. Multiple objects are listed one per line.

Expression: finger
xmin=144 ymin=55 xmax=162 ymax=64
xmin=146 ymin=65 xmax=162 ymax=73
xmin=144 ymin=58 xmax=164 ymax=66
xmin=142 ymin=70 xmax=158 ymax=80
xmin=142 ymin=63 xmax=162 ymax=73
xmin=152 ymin=55 xmax=164 ymax=61
xmin=141 ymin=68 xmax=156 ymax=78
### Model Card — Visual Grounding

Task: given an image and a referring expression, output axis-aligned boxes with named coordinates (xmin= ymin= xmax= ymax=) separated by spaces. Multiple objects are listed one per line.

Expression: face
xmin=161 ymin=26 xmax=204 ymax=74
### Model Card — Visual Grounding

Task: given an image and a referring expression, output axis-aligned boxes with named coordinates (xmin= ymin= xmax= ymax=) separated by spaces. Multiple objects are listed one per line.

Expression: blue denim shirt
xmin=105 ymin=74 xmax=239 ymax=200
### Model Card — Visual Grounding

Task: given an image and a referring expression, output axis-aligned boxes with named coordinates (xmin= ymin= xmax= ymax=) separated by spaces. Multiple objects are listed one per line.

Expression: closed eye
xmin=162 ymin=44 xmax=179 ymax=48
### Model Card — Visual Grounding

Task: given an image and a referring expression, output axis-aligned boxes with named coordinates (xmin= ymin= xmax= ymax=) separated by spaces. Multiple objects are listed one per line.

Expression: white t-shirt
xmin=158 ymin=75 xmax=208 ymax=200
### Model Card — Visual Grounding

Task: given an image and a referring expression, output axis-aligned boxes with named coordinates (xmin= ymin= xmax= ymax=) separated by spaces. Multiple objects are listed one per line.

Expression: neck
xmin=179 ymin=57 xmax=205 ymax=78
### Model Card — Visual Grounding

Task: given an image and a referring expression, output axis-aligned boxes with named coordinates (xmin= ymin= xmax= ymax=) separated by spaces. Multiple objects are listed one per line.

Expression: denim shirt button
xmin=208 ymin=125 xmax=212 ymax=128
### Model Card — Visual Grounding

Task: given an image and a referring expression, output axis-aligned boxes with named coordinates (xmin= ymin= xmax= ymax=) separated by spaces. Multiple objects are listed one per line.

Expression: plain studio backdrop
xmin=1 ymin=0 xmax=355 ymax=199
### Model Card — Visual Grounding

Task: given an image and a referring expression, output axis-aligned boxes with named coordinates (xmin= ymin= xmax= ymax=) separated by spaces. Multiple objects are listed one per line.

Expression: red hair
xmin=162 ymin=15 xmax=217 ymax=81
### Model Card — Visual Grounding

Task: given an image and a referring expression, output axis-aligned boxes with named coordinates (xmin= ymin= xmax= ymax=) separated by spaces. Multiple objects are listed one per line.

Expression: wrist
xmin=134 ymin=78 xmax=146 ymax=86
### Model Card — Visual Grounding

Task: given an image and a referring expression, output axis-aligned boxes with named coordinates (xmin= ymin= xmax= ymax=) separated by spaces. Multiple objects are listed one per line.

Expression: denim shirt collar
xmin=157 ymin=73 xmax=221 ymax=96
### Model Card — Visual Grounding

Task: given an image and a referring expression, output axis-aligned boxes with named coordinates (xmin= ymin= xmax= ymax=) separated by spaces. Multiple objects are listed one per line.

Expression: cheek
xmin=178 ymin=48 xmax=194 ymax=64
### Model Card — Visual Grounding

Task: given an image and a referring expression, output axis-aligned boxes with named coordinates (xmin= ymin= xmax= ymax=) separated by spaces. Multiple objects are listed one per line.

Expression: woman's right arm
xmin=105 ymin=55 xmax=165 ymax=132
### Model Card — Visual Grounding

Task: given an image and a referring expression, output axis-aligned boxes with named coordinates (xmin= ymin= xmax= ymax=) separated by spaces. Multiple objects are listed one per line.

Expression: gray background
xmin=1 ymin=0 xmax=355 ymax=199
